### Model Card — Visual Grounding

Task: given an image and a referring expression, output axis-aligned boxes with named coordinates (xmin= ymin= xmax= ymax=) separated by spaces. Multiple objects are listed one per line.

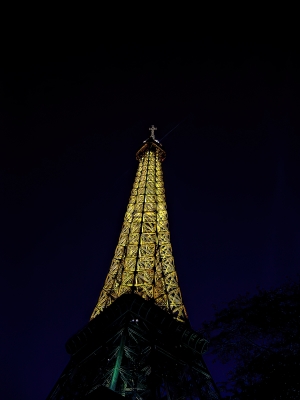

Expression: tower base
xmin=47 ymin=294 xmax=220 ymax=399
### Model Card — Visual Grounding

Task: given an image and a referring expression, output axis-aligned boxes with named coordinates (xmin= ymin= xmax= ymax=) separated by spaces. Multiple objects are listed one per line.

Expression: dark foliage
xmin=202 ymin=278 xmax=300 ymax=399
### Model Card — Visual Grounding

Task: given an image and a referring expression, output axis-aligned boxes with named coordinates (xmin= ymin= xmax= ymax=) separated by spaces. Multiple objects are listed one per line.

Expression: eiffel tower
xmin=47 ymin=127 xmax=221 ymax=399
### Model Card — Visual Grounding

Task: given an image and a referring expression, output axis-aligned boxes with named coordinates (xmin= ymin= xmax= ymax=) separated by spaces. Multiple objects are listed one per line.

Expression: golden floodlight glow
xmin=91 ymin=134 xmax=188 ymax=323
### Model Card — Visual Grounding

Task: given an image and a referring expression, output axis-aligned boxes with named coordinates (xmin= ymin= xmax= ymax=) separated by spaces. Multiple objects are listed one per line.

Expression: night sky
xmin=1 ymin=17 xmax=300 ymax=399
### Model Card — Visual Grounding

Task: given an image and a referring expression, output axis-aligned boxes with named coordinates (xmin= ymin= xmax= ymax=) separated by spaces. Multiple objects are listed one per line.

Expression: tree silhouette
xmin=203 ymin=278 xmax=300 ymax=399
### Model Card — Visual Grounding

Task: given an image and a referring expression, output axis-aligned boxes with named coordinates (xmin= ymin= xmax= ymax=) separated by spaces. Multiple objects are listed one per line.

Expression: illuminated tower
xmin=91 ymin=125 xmax=187 ymax=324
xmin=47 ymin=127 xmax=220 ymax=399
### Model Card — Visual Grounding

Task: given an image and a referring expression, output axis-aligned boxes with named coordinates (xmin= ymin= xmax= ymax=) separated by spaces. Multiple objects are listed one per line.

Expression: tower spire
xmin=91 ymin=128 xmax=188 ymax=322
xmin=149 ymin=124 xmax=157 ymax=140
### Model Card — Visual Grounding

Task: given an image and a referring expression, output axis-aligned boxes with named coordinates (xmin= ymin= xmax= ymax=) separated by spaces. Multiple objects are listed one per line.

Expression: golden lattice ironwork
xmin=91 ymin=133 xmax=188 ymax=322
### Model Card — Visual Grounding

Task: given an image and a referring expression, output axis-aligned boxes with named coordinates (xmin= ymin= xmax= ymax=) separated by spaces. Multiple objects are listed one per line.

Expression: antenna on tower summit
xmin=149 ymin=124 xmax=157 ymax=139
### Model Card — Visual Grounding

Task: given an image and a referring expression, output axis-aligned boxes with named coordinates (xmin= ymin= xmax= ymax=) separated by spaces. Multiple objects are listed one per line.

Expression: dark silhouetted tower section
xmin=47 ymin=128 xmax=220 ymax=399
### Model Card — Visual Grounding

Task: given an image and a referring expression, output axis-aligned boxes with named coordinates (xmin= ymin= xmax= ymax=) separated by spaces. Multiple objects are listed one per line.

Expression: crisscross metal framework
xmin=91 ymin=139 xmax=188 ymax=322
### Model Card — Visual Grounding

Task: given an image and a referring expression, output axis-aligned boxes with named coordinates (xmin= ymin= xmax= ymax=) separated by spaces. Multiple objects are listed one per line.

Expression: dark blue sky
xmin=1 ymin=18 xmax=300 ymax=399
